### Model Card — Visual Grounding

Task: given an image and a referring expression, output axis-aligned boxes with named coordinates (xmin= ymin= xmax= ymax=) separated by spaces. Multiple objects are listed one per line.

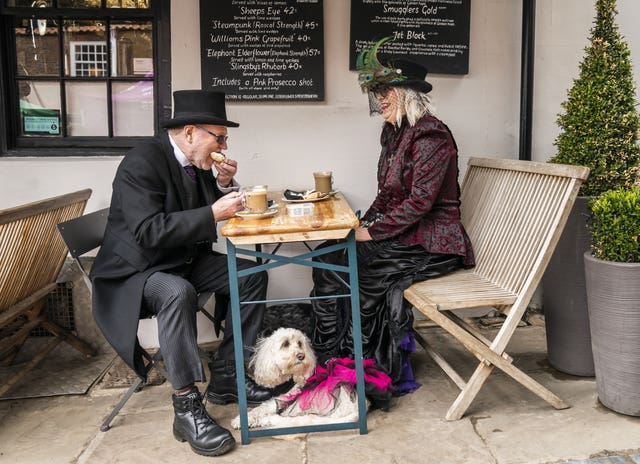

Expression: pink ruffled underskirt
xmin=276 ymin=357 xmax=393 ymax=415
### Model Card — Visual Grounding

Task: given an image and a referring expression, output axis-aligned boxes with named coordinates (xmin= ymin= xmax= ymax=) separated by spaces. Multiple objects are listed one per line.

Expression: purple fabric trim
xmin=394 ymin=332 xmax=421 ymax=396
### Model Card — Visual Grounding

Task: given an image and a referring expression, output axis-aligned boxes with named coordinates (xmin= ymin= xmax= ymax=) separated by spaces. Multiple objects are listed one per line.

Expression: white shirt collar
xmin=168 ymin=133 xmax=191 ymax=167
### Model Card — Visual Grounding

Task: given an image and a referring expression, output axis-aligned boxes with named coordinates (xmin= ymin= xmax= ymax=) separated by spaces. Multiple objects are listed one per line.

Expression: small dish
xmin=286 ymin=203 xmax=315 ymax=216
xmin=235 ymin=206 xmax=279 ymax=220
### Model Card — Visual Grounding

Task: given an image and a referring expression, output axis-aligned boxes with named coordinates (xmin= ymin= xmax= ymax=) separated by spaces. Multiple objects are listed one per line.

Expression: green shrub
xmin=589 ymin=188 xmax=640 ymax=262
xmin=550 ymin=0 xmax=640 ymax=196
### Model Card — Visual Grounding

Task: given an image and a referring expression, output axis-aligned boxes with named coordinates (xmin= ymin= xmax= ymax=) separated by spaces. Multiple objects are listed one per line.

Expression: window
xmin=70 ymin=42 xmax=108 ymax=77
xmin=0 ymin=0 xmax=170 ymax=156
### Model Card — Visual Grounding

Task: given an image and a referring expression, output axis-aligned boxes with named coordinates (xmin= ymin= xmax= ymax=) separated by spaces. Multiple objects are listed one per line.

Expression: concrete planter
xmin=543 ymin=196 xmax=595 ymax=376
xmin=584 ymin=252 xmax=640 ymax=416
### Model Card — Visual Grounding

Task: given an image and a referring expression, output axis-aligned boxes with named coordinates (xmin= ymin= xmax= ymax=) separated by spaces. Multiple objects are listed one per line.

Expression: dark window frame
xmin=0 ymin=0 xmax=171 ymax=157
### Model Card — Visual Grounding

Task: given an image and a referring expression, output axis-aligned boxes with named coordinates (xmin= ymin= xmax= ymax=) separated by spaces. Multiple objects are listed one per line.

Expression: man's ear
xmin=183 ymin=125 xmax=196 ymax=143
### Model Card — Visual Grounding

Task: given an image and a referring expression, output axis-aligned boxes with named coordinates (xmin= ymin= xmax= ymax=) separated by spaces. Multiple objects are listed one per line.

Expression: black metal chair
xmin=57 ymin=208 xmax=216 ymax=432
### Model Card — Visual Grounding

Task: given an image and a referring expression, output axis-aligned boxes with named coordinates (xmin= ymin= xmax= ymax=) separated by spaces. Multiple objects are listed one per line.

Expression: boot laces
xmin=185 ymin=393 xmax=216 ymax=434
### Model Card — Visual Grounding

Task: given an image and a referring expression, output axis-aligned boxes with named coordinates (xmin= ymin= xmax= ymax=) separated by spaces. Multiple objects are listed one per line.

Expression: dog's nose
xmin=297 ymin=353 xmax=305 ymax=361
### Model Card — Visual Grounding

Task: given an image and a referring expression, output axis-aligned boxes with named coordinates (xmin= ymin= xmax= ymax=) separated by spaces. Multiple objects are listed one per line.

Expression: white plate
xmin=235 ymin=207 xmax=279 ymax=220
xmin=281 ymin=193 xmax=331 ymax=203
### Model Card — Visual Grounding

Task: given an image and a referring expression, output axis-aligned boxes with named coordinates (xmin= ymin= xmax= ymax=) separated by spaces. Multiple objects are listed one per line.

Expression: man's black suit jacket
xmin=90 ymin=133 xmax=226 ymax=377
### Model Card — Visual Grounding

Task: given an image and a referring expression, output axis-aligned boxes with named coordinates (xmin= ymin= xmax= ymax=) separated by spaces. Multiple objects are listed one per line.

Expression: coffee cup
xmin=242 ymin=185 xmax=268 ymax=213
xmin=313 ymin=171 xmax=333 ymax=195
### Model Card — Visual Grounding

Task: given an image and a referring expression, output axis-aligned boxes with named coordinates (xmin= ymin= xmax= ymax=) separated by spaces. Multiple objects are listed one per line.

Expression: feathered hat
xmin=356 ymin=37 xmax=433 ymax=94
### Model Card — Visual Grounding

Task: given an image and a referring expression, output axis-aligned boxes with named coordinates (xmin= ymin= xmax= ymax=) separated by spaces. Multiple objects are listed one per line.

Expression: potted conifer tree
xmin=543 ymin=0 xmax=640 ymax=376
xmin=584 ymin=187 xmax=640 ymax=416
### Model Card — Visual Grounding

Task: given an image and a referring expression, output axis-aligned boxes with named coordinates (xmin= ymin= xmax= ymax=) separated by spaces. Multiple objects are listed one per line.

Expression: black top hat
xmin=388 ymin=59 xmax=433 ymax=94
xmin=162 ymin=90 xmax=239 ymax=128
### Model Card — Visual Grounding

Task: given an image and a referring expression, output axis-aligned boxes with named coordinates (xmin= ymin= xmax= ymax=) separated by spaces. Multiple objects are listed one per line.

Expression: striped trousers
xmin=142 ymin=251 xmax=267 ymax=390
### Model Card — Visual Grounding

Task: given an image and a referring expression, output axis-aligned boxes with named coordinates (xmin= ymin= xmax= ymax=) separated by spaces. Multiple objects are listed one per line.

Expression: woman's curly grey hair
xmin=390 ymin=87 xmax=435 ymax=127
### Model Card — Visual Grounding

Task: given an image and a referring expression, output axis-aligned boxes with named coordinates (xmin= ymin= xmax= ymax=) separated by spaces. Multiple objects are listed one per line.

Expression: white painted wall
xmin=2 ymin=0 xmax=639 ymax=345
xmin=4 ymin=1 xmax=639 ymax=209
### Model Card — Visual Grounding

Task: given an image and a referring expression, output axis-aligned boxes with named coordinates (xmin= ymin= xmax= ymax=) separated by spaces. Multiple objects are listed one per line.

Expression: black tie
xmin=183 ymin=165 xmax=197 ymax=182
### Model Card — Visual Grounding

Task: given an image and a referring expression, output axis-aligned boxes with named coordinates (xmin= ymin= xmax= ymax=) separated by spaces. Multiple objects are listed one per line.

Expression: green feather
xmin=356 ymin=36 xmax=407 ymax=91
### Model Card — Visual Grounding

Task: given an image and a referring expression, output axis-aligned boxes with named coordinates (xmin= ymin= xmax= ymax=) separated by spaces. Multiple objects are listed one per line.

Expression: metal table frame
xmin=226 ymin=231 xmax=368 ymax=444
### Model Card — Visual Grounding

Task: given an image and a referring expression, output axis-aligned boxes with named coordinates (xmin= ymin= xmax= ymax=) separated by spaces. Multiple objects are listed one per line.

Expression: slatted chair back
xmin=0 ymin=189 xmax=95 ymax=396
xmin=405 ymin=157 xmax=589 ymax=420
xmin=462 ymin=159 xmax=589 ymax=308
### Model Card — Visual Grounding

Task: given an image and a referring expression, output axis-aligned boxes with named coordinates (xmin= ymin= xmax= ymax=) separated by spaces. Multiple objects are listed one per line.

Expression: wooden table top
xmin=221 ymin=192 xmax=360 ymax=245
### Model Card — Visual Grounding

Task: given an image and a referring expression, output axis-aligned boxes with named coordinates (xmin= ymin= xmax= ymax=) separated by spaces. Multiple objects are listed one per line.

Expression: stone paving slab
xmin=2 ymin=325 xmax=640 ymax=464
xmin=558 ymin=454 xmax=640 ymax=464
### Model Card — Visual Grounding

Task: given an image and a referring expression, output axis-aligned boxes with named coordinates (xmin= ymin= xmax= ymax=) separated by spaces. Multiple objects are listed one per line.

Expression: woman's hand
xmin=211 ymin=191 xmax=243 ymax=222
xmin=355 ymin=227 xmax=372 ymax=242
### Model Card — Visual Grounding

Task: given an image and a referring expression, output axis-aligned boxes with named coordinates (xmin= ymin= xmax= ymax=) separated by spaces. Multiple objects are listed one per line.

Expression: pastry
xmin=210 ymin=152 xmax=226 ymax=163
xmin=303 ymin=190 xmax=323 ymax=200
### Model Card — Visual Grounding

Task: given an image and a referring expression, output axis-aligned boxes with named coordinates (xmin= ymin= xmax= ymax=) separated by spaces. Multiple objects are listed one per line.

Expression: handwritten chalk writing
xmin=240 ymin=7 xmax=265 ymax=14
xmin=407 ymin=30 xmax=426 ymax=40
xmin=262 ymin=34 xmax=295 ymax=44
xmin=210 ymin=34 xmax=243 ymax=44
xmin=200 ymin=0 xmax=324 ymax=101
xmin=207 ymin=49 xmax=236 ymax=58
xmin=349 ymin=0 xmax=470 ymax=75
xmin=383 ymin=4 xmax=419 ymax=15
xmin=211 ymin=20 xmax=251 ymax=29
xmin=211 ymin=77 xmax=242 ymax=86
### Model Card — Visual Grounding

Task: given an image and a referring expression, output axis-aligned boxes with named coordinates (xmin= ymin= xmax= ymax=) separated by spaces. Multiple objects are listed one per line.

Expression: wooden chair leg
xmin=413 ymin=329 xmax=467 ymax=390
xmin=40 ymin=319 xmax=95 ymax=357
xmin=0 ymin=337 xmax=63 ymax=397
xmin=446 ymin=361 xmax=494 ymax=421
xmin=482 ymin=350 xmax=570 ymax=410
xmin=416 ymin=303 xmax=569 ymax=420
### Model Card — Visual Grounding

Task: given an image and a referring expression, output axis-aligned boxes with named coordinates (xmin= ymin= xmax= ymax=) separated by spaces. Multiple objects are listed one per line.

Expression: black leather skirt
xmin=310 ymin=239 xmax=463 ymax=389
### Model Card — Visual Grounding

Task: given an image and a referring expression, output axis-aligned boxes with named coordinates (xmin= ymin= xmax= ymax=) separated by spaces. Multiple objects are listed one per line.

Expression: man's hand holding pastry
xmin=211 ymin=152 xmax=237 ymax=187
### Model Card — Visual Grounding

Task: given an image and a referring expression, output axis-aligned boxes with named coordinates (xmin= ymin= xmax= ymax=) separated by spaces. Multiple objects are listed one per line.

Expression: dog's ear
xmin=297 ymin=334 xmax=317 ymax=385
xmin=249 ymin=333 xmax=287 ymax=388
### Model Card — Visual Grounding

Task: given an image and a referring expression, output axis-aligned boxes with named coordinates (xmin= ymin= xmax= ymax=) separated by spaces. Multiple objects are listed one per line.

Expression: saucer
xmin=235 ymin=207 xmax=278 ymax=220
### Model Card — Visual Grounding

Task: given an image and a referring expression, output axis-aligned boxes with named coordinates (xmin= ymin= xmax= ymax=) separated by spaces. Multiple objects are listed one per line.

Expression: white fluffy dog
xmin=251 ymin=327 xmax=316 ymax=389
xmin=231 ymin=327 xmax=363 ymax=429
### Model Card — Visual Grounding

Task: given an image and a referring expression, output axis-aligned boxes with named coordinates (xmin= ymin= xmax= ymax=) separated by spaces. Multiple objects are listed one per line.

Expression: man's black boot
xmin=172 ymin=389 xmax=235 ymax=456
xmin=206 ymin=359 xmax=273 ymax=405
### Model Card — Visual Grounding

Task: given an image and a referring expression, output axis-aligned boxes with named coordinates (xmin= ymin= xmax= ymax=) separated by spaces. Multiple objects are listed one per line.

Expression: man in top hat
xmin=90 ymin=90 xmax=272 ymax=457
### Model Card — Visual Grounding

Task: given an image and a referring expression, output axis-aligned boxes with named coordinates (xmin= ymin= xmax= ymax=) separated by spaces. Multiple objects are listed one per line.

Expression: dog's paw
xmin=230 ymin=413 xmax=262 ymax=429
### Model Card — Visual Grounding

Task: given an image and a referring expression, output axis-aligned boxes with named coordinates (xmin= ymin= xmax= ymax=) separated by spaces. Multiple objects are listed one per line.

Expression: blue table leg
xmin=346 ymin=230 xmax=368 ymax=435
xmin=226 ymin=240 xmax=250 ymax=444
xmin=225 ymin=232 xmax=367 ymax=442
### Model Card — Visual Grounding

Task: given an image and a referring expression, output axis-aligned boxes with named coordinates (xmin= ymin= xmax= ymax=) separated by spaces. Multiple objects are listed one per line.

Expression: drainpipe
xmin=519 ymin=0 xmax=536 ymax=161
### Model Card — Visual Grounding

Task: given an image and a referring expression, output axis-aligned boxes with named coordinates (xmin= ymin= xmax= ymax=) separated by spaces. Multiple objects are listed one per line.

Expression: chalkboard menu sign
xmin=349 ymin=0 xmax=470 ymax=75
xmin=200 ymin=0 xmax=324 ymax=101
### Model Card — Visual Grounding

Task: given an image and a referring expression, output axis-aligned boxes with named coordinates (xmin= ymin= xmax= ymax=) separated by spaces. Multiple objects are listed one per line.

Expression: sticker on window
xmin=22 ymin=109 xmax=61 ymax=135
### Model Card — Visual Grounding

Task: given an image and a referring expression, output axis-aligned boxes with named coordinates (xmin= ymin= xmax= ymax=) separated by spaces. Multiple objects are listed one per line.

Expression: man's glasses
xmin=196 ymin=126 xmax=229 ymax=144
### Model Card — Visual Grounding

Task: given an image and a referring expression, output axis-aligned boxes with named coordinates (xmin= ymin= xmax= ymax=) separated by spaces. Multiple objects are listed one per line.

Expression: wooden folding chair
xmin=404 ymin=157 xmax=589 ymax=420
xmin=57 ymin=208 xmax=217 ymax=431
xmin=0 ymin=189 xmax=96 ymax=397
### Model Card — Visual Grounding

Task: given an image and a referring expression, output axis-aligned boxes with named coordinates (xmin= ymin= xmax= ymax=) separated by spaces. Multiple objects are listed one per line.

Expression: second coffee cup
xmin=313 ymin=171 xmax=333 ymax=195
xmin=242 ymin=185 xmax=268 ymax=213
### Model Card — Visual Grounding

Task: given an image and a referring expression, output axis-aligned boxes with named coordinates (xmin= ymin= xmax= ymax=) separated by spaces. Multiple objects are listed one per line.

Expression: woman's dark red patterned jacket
xmin=362 ymin=114 xmax=475 ymax=267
